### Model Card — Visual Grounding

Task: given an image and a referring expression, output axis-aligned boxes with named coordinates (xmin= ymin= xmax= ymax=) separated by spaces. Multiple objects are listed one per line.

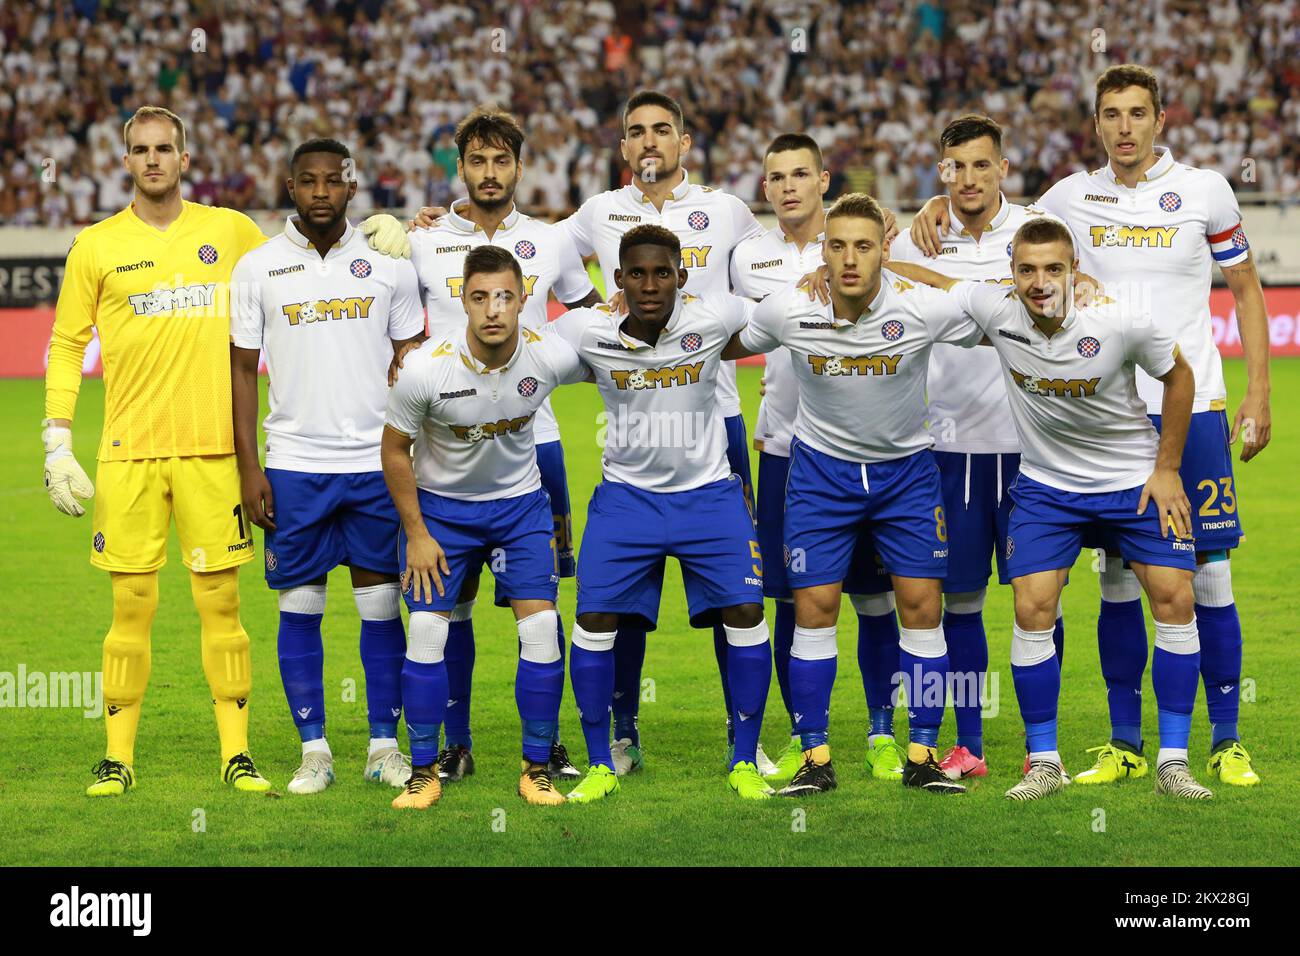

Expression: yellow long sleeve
xmin=44 ymin=235 xmax=98 ymax=422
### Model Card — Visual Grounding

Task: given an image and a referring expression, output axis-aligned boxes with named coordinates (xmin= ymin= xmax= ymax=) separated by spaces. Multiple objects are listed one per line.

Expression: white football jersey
xmin=384 ymin=327 xmax=587 ymax=501
xmin=408 ymin=201 xmax=595 ymax=443
xmin=949 ymin=281 xmax=1177 ymax=493
xmin=550 ymin=292 xmax=753 ymax=493
xmin=739 ymin=277 xmax=983 ymax=464
xmin=230 ymin=217 xmax=425 ymax=473
xmin=1038 ymin=148 xmax=1250 ymax=414
xmin=729 ymin=225 xmax=825 ymax=457
xmin=889 ymin=194 xmax=1056 ymax=454
xmin=561 ymin=173 xmax=765 ymax=417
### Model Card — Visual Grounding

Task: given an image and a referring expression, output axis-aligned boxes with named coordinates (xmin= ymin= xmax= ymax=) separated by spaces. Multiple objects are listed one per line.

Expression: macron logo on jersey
xmin=1088 ymin=224 xmax=1178 ymax=248
xmin=450 ymin=415 xmax=534 ymax=443
xmin=282 ymin=297 xmax=375 ymax=326
xmin=127 ymin=283 xmax=217 ymax=315
xmin=808 ymin=354 xmax=902 ymax=376
xmin=1010 ymin=369 xmax=1101 ymax=397
xmin=610 ymin=362 xmax=703 ymax=390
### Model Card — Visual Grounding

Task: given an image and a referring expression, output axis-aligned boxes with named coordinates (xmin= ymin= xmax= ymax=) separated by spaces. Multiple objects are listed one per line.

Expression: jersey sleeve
xmin=228 ymin=253 xmax=265 ymax=350
xmin=912 ymin=281 xmax=985 ymax=345
xmin=718 ymin=293 xmax=757 ymax=336
xmin=1035 ymin=178 xmax=1071 ymax=220
xmin=559 ymin=196 xmax=598 ymax=257
xmin=44 ymin=233 xmax=99 ymax=421
xmin=885 ymin=230 xmax=919 ymax=264
xmin=1123 ymin=309 xmax=1178 ymax=380
xmin=1203 ymin=172 xmax=1250 ymax=269
xmin=388 ymin=259 xmax=428 ymax=339
xmin=230 ymin=210 xmax=268 ymax=258
xmin=728 ymin=193 xmax=766 ymax=245
xmin=546 ymin=306 xmax=598 ymax=355
xmin=544 ymin=333 xmax=590 ymax=385
xmin=946 ymin=279 xmax=1014 ymax=336
xmin=737 ymin=287 xmax=786 ymax=354
xmin=728 ymin=241 xmax=750 ymax=296
xmin=385 ymin=351 xmax=432 ymax=438
xmin=550 ymin=228 xmax=597 ymax=305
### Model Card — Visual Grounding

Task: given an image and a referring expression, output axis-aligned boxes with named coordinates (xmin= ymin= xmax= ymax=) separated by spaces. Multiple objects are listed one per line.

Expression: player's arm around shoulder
xmin=1142 ymin=338 xmax=1196 ymax=539
xmin=722 ymin=285 xmax=786 ymax=360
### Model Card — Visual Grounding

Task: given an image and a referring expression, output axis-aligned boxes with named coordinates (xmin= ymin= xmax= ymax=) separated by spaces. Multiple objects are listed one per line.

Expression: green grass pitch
xmin=1 ymin=360 xmax=1295 ymax=866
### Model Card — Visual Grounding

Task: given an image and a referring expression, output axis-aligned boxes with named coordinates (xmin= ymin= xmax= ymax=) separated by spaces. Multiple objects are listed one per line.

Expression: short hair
xmin=123 ymin=106 xmax=186 ymax=153
xmin=1095 ymin=64 xmax=1162 ymax=115
xmin=619 ymin=224 xmax=681 ymax=263
xmin=455 ymin=105 xmax=525 ymax=161
xmin=939 ymin=114 xmax=1003 ymax=154
xmin=764 ymin=133 xmax=823 ymax=172
xmin=463 ymin=244 xmax=523 ymax=291
xmin=622 ymin=90 xmax=685 ymax=135
xmin=825 ymin=192 xmax=885 ymax=230
xmin=290 ymin=138 xmax=351 ymax=171
xmin=1012 ymin=217 xmax=1076 ymax=258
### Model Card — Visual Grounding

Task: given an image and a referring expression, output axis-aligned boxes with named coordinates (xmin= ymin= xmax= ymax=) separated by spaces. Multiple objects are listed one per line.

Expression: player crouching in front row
xmin=887 ymin=218 xmax=1212 ymax=800
xmin=381 ymin=245 xmax=591 ymax=808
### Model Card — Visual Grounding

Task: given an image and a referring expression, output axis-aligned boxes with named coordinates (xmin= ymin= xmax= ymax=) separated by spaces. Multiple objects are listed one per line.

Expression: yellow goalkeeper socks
xmin=192 ymin=568 xmax=252 ymax=764
xmin=102 ymin=572 xmax=159 ymax=766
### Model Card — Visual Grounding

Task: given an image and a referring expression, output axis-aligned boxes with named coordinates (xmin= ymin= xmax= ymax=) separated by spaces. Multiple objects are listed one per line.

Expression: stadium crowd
xmin=2 ymin=0 xmax=1299 ymax=225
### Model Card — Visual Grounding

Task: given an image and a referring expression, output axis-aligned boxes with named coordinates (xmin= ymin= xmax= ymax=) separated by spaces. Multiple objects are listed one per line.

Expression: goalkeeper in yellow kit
xmin=43 ymin=106 xmax=415 ymax=796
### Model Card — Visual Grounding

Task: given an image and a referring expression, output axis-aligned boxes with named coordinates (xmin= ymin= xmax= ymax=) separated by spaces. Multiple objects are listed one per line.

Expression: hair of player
xmin=455 ymin=105 xmax=525 ymax=161
xmin=463 ymin=244 xmax=524 ymax=291
xmin=619 ymin=223 xmax=681 ymax=263
xmin=290 ymin=138 xmax=351 ymax=171
xmin=622 ymin=89 xmax=685 ymax=135
xmin=123 ymin=105 xmax=186 ymax=153
xmin=1012 ymin=217 xmax=1076 ymax=259
xmin=765 ymin=132 xmax=823 ymax=171
xmin=1094 ymin=64 xmax=1162 ymax=114
xmin=825 ymin=192 xmax=884 ymax=229
xmin=939 ymin=114 xmax=1003 ymax=154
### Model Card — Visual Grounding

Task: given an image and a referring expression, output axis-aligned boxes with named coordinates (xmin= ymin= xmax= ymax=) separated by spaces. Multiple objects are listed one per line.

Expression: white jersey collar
xmin=949 ymin=192 xmax=1011 ymax=238
xmin=457 ymin=327 xmax=525 ymax=375
xmin=284 ymin=216 xmax=355 ymax=251
xmin=446 ymin=199 xmax=521 ymax=236
xmin=629 ymin=169 xmax=692 ymax=205
xmin=1100 ymin=146 xmax=1176 ymax=186
xmin=617 ymin=292 xmax=689 ymax=348
xmin=831 ymin=275 xmax=888 ymax=327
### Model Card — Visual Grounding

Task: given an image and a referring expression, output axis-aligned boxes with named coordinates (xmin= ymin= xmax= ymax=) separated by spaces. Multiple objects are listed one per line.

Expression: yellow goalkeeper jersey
xmin=45 ymin=201 xmax=266 ymax=461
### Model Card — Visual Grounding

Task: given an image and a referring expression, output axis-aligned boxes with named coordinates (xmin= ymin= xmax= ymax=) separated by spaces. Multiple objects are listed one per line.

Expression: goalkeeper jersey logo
xmin=127 ymin=283 xmax=217 ymax=315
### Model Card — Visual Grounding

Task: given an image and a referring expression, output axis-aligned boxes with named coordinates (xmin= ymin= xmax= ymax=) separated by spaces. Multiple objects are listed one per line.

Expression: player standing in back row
xmin=230 ymin=139 xmax=425 ymax=796
xmin=561 ymin=90 xmax=771 ymax=776
xmin=910 ymin=64 xmax=1271 ymax=787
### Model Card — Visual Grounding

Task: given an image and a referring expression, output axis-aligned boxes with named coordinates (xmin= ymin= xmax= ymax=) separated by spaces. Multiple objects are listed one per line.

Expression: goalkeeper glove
xmin=42 ymin=419 xmax=94 ymax=517
xmin=361 ymin=214 xmax=412 ymax=259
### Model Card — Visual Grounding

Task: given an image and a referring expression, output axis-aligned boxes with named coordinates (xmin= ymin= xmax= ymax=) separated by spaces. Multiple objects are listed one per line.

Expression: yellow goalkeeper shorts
xmin=90 ymin=455 xmax=255 ymax=573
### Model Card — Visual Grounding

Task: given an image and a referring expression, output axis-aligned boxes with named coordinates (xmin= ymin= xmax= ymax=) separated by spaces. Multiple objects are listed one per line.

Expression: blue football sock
xmin=713 ymin=624 xmax=733 ymax=742
xmin=857 ymin=609 xmax=899 ymax=738
xmin=1053 ymin=615 xmax=1065 ymax=665
xmin=443 ymin=616 xmax=475 ymax=750
xmin=943 ymin=609 xmax=987 ymax=757
xmin=1012 ymin=658 xmax=1061 ymax=751
xmin=402 ymin=659 xmax=447 ymax=768
xmin=278 ymin=609 xmax=326 ymax=743
xmin=1196 ymin=603 xmax=1242 ymax=746
xmin=899 ymin=627 xmax=947 ymax=749
xmin=516 ymin=658 xmax=563 ymax=765
xmin=1153 ymin=622 xmax=1200 ymax=752
xmin=1098 ymin=598 xmax=1147 ymax=747
xmin=359 ymin=616 xmax=405 ymax=739
xmin=772 ymin=601 xmax=796 ymax=731
xmin=611 ymin=624 xmax=646 ymax=746
xmin=791 ymin=625 xmax=837 ymax=751
xmin=725 ymin=624 xmax=772 ymax=767
xmin=570 ymin=629 xmax=615 ymax=769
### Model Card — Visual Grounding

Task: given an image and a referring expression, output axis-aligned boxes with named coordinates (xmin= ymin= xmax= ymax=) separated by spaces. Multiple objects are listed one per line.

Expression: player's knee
xmin=109 ymin=571 xmax=159 ymax=631
xmin=720 ymin=603 xmax=763 ymax=629
xmin=190 ymin=567 xmax=242 ymax=628
xmin=849 ymin=591 xmax=895 ymax=617
xmin=943 ymin=589 xmax=986 ymax=616
xmin=1148 ymin=582 xmax=1194 ymax=626
xmin=518 ymin=609 xmax=561 ymax=664
xmin=279 ymin=584 xmax=327 ymax=616
xmin=408 ymin=611 xmax=450 ymax=663
xmin=894 ymin=590 xmax=941 ymax=630
xmin=353 ymin=582 xmax=400 ymax=620
xmin=576 ymin=612 xmax=618 ymax=634
xmin=1099 ymin=558 xmax=1141 ymax=603
xmin=1192 ymin=558 xmax=1234 ymax=608
xmin=1013 ymin=590 xmax=1058 ymax=632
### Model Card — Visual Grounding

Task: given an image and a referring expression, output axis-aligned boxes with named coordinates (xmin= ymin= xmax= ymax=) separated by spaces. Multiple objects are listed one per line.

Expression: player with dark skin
xmin=573 ymin=241 xmax=765 ymax=636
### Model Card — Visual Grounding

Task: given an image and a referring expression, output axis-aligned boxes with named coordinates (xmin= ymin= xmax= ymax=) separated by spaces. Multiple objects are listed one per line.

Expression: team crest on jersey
xmin=1158 ymin=192 xmax=1182 ymax=213
xmin=1076 ymin=336 xmax=1101 ymax=358
xmin=680 ymin=332 xmax=702 ymax=352
xmin=93 ymin=532 xmax=105 ymax=553
xmin=197 ymin=243 xmax=218 ymax=265
xmin=265 ymin=548 xmax=277 ymax=571
xmin=350 ymin=258 xmax=372 ymax=278
xmin=514 ymin=240 xmax=536 ymax=259
xmin=687 ymin=211 xmax=709 ymax=231
xmin=517 ymin=377 xmax=539 ymax=397
xmin=1006 ymin=241 xmax=1013 ymax=257
xmin=882 ymin=320 xmax=904 ymax=342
